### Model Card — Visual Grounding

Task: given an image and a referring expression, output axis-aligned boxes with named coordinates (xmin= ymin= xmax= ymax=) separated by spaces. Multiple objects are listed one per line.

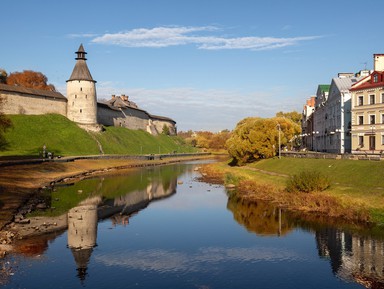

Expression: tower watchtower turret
xmin=66 ymin=44 xmax=99 ymax=130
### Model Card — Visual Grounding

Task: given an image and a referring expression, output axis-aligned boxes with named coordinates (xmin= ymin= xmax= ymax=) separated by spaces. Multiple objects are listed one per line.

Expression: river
xmin=1 ymin=160 xmax=383 ymax=288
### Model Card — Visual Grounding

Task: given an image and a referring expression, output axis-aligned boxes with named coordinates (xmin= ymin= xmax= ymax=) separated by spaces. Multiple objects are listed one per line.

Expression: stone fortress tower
xmin=66 ymin=44 xmax=100 ymax=131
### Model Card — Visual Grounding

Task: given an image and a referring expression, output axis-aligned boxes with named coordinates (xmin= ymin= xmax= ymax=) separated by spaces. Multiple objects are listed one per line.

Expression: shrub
xmin=286 ymin=170 xmax=330 ymax=193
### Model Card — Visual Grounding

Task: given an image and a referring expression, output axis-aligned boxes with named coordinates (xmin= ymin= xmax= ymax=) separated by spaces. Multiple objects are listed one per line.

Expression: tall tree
xmin=6 ymin=70 xmax=56 ymax=91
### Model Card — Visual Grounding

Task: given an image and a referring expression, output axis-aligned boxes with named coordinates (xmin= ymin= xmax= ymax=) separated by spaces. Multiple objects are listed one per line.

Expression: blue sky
xmin=2 ymin=0 xmax=384 ymax=131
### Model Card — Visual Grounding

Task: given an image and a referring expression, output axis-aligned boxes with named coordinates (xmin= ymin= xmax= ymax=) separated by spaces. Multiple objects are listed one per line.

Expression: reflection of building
xmin=98 ymin=178 xmax=177 ymax=219
xmin=316 ymin=228 xmax=384 ymax=288
xmin=67 ymin=197 xmax=100 ymax=282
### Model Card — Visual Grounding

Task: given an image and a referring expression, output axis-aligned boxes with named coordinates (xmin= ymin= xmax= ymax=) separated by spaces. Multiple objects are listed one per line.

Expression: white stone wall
xmin=152 ymin=119 xmax=177 ymax=135
xmin=1 ymin=92 xmax=67 ymax=116
xmin=66 ymin=80 xmax=97 ymax=125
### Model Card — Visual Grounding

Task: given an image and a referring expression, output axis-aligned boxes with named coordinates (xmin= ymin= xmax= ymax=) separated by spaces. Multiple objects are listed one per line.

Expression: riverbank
xmin=0 ymin=154 xmax=212 ymax=255
xmin=200 ymin=157 xmax=384 ymax=227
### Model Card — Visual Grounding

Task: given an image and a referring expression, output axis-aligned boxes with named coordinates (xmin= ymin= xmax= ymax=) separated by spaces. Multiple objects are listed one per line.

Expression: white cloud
xmin=91 ymin=26 xmax=321 ymax=51
xmin=96 ymin=84 xmax=292 ymax=131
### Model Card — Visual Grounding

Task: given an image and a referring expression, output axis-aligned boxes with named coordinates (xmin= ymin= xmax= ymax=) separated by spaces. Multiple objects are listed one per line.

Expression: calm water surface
xmin=2 ymin=161 xmax=383 ymax=289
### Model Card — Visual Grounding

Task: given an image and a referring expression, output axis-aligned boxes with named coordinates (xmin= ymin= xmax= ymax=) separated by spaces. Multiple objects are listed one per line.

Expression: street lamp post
xmin=370 ymin=125 xmax=376 ymax=154
xmin=277 ymin=124 xmax=281 ymax=159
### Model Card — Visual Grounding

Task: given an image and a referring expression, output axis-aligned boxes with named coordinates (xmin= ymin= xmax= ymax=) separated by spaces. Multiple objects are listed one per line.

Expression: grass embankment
xmin=1 ymin=114 xmax=196 ymax=157
xmin=203 ymin=157 xmax=384 ymax=225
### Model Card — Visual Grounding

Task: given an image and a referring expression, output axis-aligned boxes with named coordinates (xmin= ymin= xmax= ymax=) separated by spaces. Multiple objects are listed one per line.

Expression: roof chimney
xmin=374 ymin=54 xmax=384 ymax=71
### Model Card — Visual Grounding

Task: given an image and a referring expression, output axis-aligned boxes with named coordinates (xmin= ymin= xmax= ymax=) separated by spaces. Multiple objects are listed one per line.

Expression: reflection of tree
xmin=227 ymin=196 xmax=293 ymax=236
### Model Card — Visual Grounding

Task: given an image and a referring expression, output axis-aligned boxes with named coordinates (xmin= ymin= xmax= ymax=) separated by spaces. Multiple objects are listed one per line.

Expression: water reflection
xmin=67 ymin=197 xmax=100 ymax=282
xmin=227 ymin=195 xmax=293 ymax=236
xmin=316 ymin=228 xmax=384 ymax=288
xmin=3 ymin=162 xmax=384 ymax=289
xmin=64 ymin=165 xmax=180 ymax=283
xmin=228 ymin=195 xmax=384 ymax=288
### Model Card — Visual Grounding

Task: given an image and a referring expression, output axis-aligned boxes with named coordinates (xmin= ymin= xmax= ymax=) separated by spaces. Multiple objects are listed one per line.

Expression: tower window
xmin=80 ymin=109 xmax=82 ymax=113
xmin=75 ymin=95 xmax=77 ymax=99
xmin=85 ymin=95 xmax=87 ymax=99
xmin=80 ymin=87 xmax=83 ymax=91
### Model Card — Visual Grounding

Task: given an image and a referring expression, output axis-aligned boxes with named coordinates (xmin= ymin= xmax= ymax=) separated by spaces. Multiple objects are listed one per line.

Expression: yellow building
xmin=351 ymin=54 xmax=384 ymax=154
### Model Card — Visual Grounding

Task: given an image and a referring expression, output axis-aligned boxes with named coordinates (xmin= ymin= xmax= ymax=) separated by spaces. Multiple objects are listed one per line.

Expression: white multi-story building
xmin=312 ymin=84 xmax=330 ymax=152
xmin=324 ymin=74 xmax=361 ymax=153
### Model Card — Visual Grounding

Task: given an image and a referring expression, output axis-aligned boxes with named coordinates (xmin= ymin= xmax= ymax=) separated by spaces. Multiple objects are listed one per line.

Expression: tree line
xmin=178 ymin=111 xmax=302 ymax=165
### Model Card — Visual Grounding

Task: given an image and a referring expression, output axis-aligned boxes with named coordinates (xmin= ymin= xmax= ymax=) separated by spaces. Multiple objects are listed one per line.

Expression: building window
xmin=382 ymin=135 xmax=384 ymax=145
xmin=382 ymin=93 xmax=384 ymax=103
xmin=80 ymin=109 xmax=82 ymax=113
xmin=359 ymin=115 xmax=364 ymax=125
xmin=382 ymin=114 xmax=384 ymax=124
xmin=370 ymin=115 xmax=376 ymax=124
xmin=370 ymin=94 xmax=375 ymax=105
xmin=359 ymin=136 xmax=364 ymax=147
xmin=80 ymin=87 xmax=83 ymax=91
xmin=72 ymin=102 xmax=74 ymax=107
xmin=75 ymin=95 xmax=77 ymax=99
xmin=358 ymin=96 xmax=363 ymax=106
xmin=374 ymin=74 xmax=378 ymax=83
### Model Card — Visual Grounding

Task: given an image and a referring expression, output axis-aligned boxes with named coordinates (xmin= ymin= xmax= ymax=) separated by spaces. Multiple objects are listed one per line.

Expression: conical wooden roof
xmin=67 ymin=44 xmax=96 ymax=83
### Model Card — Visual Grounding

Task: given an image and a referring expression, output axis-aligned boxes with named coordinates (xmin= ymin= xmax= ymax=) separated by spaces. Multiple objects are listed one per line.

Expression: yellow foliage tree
xmin=226 ymin=116 xmax=301 ymax=165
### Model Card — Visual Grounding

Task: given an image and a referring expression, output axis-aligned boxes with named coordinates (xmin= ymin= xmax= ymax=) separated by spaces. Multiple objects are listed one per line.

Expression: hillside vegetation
xmin=1 ymin=114 xmax=196 ymax=157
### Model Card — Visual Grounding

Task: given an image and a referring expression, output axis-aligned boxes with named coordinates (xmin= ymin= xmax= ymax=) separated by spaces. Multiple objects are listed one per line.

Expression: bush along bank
xmin=200 ymin=159 xmax=379 ymax=226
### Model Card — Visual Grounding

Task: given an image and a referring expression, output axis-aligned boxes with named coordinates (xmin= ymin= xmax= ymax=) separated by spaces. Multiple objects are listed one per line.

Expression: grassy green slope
xmin=1 ymin=114 xmax=196 ymax=157
xmin=2 ymin=114 xmax=100 ymax=156
xmin=93 ymin=126 xmax=196 ymax=155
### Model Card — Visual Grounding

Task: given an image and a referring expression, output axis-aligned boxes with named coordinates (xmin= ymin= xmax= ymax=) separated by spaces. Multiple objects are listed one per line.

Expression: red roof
xmin=350 ymin=71 xmax=384 ymax=91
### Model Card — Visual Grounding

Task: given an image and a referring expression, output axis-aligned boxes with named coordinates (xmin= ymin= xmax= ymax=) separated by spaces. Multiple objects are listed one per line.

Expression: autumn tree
xmin=226 ymin=116 xmax=301 ymax=165
xmin=6 ymin=70 xmax=56 ymax=91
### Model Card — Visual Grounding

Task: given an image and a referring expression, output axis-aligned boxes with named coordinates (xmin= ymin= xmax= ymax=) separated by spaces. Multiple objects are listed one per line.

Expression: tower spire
xmin=76 ymin=44 xmax=87 ymax=60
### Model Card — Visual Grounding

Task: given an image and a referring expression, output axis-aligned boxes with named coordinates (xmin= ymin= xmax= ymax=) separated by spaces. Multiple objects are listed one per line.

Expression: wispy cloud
xmin=67 ymin=33 xmax=98 ymax=38
xmin=91 ymin=26 xmax=321 ymax=51
xmin=95 ymin=84 xmax=299 ymax=131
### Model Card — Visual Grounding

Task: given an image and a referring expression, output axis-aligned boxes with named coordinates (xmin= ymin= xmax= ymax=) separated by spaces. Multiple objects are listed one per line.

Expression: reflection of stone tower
xmin=66 ymin=44 xmax=100 ymax=131
xmin=67 ymin=203 xmax=98 ymax=282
